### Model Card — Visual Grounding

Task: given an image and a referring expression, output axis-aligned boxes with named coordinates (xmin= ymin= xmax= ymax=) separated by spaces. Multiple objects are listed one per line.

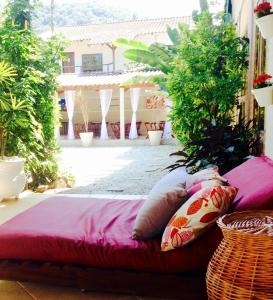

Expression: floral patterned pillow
xmin=185 ymin=166 xmax=227 ymax=190
xmin=161 ymin=185 xmax=238 ymax=252
xmin=187 ymin=179 xmax=227 ymax=197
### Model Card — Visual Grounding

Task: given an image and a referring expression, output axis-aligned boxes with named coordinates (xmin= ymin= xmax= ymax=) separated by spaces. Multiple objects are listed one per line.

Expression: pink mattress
xmin=0 ymin=196 xmax=221 ymax=273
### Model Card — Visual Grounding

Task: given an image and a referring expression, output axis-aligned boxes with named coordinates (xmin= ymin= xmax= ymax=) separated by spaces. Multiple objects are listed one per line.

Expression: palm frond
xmin=0 ymin=61 xmax=16 ymax=86
xmin=166 ymin=26 xmax=181 ymax=45
xmin=114 ymin=38 xmax=149 ymax=51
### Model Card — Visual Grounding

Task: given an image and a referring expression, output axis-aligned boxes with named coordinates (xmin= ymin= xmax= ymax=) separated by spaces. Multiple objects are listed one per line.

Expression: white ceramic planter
xmin=252 ymin=86 xmax=273 ymax=107
xmin=148 ymin=130 xmax=163 ymax=146
xmin=256 ymin=14 xmax=273 ymax=39
xmin=80 ymin=132 xmax=93 ymax=147
xmin=0 ymin=157 xmax=26 ymax=201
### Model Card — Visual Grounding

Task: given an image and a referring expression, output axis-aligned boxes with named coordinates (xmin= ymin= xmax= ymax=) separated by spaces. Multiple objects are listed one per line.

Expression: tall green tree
xmin=168 ymin=12 xmax=249 ymax=145
xmin=0 ymin=0 xmax=66 ymax=187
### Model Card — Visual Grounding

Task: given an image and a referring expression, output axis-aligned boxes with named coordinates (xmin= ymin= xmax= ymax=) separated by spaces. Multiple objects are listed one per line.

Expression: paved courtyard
xmin=58 ymin=145 xmax=179 ymax=195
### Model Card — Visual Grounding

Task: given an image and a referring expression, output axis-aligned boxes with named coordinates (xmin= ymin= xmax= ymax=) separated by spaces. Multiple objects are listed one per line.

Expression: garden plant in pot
xmin=78 ymin=91 xmax=93 ymax=147
xmin=255 ymin=1 xmax=273 ymax=39
xmin=0 ymin=61 xmax=33 ymax=201
xmin=252 ymin=73 xmax=273 ymax=107
xmin=148 ymin=127 xmax=163 ymax=146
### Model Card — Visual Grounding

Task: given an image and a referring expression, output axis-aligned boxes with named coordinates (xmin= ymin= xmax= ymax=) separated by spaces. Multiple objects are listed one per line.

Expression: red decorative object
xmin=253 ymin=73 xmax=272 ymax=88
xmin=110 ymin=122 xmax=142 ymax=139
xmin=146 ymin=96 xmax=166 ymax=109
xmin=254 ymin=2 xmax=272 ymax=17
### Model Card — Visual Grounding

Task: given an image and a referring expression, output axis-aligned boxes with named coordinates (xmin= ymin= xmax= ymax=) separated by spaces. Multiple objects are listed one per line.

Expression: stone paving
xmin=58 ymin=145 xmax=179 ymax=195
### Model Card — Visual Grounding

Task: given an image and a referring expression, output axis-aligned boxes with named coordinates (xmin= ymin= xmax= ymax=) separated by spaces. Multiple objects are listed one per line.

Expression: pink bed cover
xmin=0 ymin=196 xmax=221 ymax=273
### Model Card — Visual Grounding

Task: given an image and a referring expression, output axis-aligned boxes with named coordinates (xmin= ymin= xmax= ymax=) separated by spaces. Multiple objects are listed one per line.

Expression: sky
xmin=19 ymin=0 xmax=224 ymax=18
xmin=0 ymin=0 xmax=225 ymax=18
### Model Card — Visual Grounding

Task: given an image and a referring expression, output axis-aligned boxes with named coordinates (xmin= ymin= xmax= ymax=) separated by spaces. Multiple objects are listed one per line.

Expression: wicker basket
xmin=206 ymin=211 xmax=273 ymax=300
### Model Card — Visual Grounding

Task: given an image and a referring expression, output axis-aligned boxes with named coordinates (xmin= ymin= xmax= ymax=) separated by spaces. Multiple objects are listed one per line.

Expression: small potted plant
xmin=0 ymin=62 xmax=28 ymax=201
xmin=147 ymin=122 xmax=163 ymax=146
xmin=148 ymin=130 xmax=163 ymax=146
xmin=252 ymin=73 xmax=273 ymax=107
xmin=78 ymin=92 xmax=93 ymax=147
xmin=254 ymin=2 xmax=273 ymax=39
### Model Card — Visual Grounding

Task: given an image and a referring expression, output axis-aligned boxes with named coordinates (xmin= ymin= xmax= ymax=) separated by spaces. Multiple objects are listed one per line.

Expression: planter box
xmin=80 ymin=132 xmax=93 ymax=147
xmin=0 ymin=157 xmax=26 ymax=201
xmin=252 ymin=86 xmax=273 ymax=107
xmin=256 ymin=14 xmax=273 ymax=39
xmin=148 ymin=130 xmax=163 ymax=146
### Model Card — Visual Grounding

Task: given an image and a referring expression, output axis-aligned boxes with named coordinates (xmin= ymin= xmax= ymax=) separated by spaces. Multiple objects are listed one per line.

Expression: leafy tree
xmin=0 ymin=61 xmax=36 ymax=160
xmin=168 ymin=12 xmax=249 ymax=145
xmin=0 ymin=0 xmax=66 ymax=187
xmin=115 ymin=0 xmax=213 ymax=91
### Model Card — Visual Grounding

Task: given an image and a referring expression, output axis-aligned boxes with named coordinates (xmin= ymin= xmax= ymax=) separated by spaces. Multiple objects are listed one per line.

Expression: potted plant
xmin=252 ymin=73 xmax=273 ymax=107
xmin=254 ymin=2 xmax=273 ymax=39
xmin=78 ymin=91 xmax=93 ymax=147
xmin=0 ymin=61 xmax=29 ymax=201
xmin=147 ymin=123 xmax=163 ymax=146
xmin=148 ymin=130 xmax=163 ymax=146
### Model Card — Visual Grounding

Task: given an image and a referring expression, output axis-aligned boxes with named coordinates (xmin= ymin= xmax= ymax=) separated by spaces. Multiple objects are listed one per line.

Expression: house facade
xmin=230 ymin=0 xmax=273 ymax=159
xmin=43 ymin=17 xmax=192 ymax=142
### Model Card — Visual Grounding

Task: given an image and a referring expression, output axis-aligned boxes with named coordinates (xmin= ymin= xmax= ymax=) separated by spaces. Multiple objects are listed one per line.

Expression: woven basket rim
xmin=217 ymin=210 xmax=273 ymax=237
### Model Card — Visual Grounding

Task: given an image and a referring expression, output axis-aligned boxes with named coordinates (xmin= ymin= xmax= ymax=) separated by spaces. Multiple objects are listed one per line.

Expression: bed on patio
xmin=1 ymin=156 xmax=273 ymax=299
xmin=0 ymin=196 xmax=221 ymax=299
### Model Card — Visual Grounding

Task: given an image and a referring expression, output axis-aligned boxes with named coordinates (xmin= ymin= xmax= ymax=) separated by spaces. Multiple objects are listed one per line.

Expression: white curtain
xmin=163 ymin=98 xmax=173 ymax=140
xmin=129 ymin=88 xmax=141 ymax=139
xmin=99 ymin=89 xmax=112 ymax=140
xmin=65 ymin=90 xmax=76 ymax=140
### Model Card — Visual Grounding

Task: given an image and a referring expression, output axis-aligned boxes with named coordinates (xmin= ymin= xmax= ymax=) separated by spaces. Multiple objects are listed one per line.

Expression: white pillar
xmin=265 ymin=25 xmax=273 ymax=159
xmin=119 ymin=87 xmax=125 ymax=140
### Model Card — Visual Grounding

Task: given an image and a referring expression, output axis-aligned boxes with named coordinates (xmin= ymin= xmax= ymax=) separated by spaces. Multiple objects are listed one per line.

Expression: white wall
xmin=64 ymin=31 xmax=174 ymax=73
xmin=65 ymin=41 xmax=118 ymax=72
xmin=233 ymin=0 xmax=273 ymax=159
xmin=265 ymin=0 xmax=273 ymax=160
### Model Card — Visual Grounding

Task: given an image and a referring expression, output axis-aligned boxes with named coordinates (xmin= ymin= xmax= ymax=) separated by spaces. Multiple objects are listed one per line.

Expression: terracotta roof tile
xmin=42 ymin=17 xmax=192 ymax=44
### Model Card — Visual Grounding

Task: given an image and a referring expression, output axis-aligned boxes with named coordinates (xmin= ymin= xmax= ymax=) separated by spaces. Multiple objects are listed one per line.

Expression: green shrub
xmin=168 ymin=12 xmax=249 ymax=146
xmin=0 ymin=1 xmax=66 ymax=187
xmin=168 ymin=117 xmax=261 ymax=174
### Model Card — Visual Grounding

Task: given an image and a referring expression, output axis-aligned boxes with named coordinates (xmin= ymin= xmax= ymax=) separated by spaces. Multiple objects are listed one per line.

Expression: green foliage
xmin=0 ymin=1 xmax=66 ymax=187
xmin=114 ymin=38 xmax=148 ymax=51
xmin=168 ymin=117 xmax=260 ymax=174
xmin=4 ymin=0 xmax=40 ymax=29
xmin=200 ymin=0 xmax=209 ymax=12
xmin=168 ymin=12 xmax=249 ymax=145
xmin=0 ymin=62 xmax=37 ymax=160
xmin=115 ymin=28 xmax=182 ymax=91
xmin=166 ymin=26 xmax=181 ymax=46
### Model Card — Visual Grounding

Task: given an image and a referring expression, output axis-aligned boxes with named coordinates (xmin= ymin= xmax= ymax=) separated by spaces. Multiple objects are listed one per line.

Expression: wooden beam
xmin=58 ymin=82 xmax=157 ymax=92
xmin=245 ymin=0 xmax=256 ymax=122
xmin=106 ymin=43 xmax=117 ymax=72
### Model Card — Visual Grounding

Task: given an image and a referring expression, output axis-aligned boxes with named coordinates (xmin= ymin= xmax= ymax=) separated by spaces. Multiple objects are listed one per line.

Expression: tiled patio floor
xmin=0 ymin=193 xmax=165 ymax=300
xmin=0 ymin=280 xmax=159 ymax=300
